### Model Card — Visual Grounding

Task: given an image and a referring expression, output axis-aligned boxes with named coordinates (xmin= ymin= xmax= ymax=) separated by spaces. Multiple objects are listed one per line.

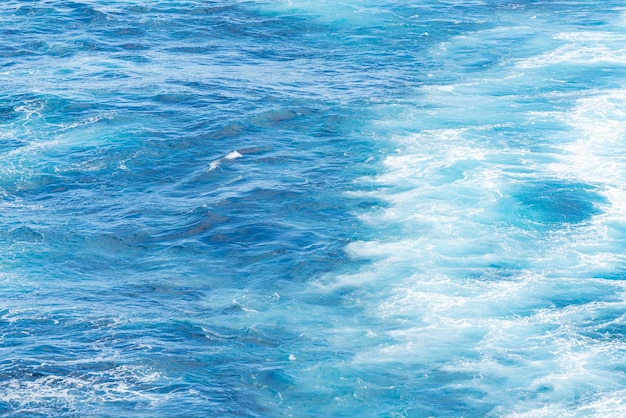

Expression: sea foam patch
xmin=310 ymin=5 xmax=626 ymax=414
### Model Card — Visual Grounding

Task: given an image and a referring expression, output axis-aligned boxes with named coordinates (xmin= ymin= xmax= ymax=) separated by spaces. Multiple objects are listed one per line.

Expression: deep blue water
xmin=2 ymin=0 xmax=626 ymax=416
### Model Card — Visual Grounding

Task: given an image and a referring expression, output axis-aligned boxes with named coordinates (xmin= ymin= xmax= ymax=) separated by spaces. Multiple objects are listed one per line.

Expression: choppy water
xmin=2 ymin=1 xmax=626 ymax=416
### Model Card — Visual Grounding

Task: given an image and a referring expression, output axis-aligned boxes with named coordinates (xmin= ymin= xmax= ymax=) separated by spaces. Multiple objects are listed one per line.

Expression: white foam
xmin=207 ymin=150 xmax=243 ymax=172
xmin=0 ymin=363 xmax=165 ymax=414
xmin=224 ymin=150 xmax=243 ymax=160
xmin=517 ymin=31 xmax=626 ymax=68
xmin=315 ymin=21 xmax=626 ymax=413
xmin=541 ymin=89 xmax=626 ymax=238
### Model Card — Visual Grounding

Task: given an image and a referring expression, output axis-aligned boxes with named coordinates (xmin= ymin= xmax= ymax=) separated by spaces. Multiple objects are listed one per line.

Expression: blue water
xmin=2 ymin=1 xmax=626 ymax=416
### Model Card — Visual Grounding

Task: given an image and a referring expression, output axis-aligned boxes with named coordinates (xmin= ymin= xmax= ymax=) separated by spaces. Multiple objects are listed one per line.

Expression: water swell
xmin=2 ymin=0 xmax=626 ymax=416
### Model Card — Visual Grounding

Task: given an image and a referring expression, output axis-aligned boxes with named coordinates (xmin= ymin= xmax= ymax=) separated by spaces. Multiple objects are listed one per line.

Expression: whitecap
xmin=207 ymin=150 xmax=243 ymax=172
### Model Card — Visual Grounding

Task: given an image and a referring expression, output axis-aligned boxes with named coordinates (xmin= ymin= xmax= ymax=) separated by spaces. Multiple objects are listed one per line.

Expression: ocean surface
xmin=2 ymin=0 xmax=626 ymax=416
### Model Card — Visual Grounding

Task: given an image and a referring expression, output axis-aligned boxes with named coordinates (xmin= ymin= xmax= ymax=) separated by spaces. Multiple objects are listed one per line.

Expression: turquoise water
xmin=2 ymin=1 xmax=626 ymax=416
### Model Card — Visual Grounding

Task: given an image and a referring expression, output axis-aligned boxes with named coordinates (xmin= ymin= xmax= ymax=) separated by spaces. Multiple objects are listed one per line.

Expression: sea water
xmin=1 ymin=0 xmax=626 ymax=416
